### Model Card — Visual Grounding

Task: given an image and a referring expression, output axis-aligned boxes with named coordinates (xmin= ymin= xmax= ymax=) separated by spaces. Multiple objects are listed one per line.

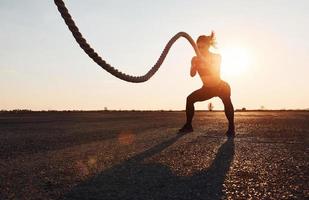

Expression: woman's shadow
xmin=65 ymin=133 xmax=235 ymax=200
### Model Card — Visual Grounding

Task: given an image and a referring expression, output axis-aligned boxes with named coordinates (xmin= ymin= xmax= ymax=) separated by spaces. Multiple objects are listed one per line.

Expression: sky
xmin=1 ymin=0 xmax=309 ymax=110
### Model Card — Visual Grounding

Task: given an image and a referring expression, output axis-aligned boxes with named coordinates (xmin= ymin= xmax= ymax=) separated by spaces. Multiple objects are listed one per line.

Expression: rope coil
xmin=54 ymin=0 xmax=200 ymax=83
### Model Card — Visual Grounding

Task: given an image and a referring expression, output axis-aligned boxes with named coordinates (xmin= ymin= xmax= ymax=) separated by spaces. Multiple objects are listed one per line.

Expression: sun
xmin=219 ymin=47 xmax=251 ymax=77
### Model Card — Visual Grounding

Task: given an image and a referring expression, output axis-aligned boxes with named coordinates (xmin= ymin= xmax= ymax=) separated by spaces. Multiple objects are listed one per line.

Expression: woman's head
xmin=196 ymin=31 xmax=216 ymax=52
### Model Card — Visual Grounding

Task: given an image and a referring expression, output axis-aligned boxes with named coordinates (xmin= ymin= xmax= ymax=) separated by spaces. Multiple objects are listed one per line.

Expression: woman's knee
xmin=186 ymin=95 xmax=195 ymax=105
xmin=222 ymin=97 xmax=233 ymax=110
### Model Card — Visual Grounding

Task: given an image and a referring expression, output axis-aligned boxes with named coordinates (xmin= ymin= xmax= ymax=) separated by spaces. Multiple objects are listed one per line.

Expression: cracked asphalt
xmin=0 ymin=111 xmax=308 ymax=199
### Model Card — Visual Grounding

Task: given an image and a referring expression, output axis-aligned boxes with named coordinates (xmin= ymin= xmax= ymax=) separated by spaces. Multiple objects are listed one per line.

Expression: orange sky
xmin=1 ymin=0 xmax=309 ymax=110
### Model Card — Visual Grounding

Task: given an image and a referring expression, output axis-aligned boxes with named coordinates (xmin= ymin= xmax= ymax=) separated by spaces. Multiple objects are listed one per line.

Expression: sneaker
xmin=178 ymin=123 xmax=194 ymax=133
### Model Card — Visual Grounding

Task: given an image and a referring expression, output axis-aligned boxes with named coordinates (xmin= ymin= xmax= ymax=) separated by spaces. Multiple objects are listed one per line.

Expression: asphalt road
xmin=0 ymin=111 xmax=308 ymax=199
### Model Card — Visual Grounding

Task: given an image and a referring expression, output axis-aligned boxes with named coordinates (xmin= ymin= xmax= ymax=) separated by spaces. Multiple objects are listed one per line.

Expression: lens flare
xmin=220 ymin=47 xmax=251 ymax=77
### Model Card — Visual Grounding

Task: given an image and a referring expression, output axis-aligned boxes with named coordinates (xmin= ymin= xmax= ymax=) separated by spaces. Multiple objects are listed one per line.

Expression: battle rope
xmin=54 ymin=0 xmax=200 ymax=83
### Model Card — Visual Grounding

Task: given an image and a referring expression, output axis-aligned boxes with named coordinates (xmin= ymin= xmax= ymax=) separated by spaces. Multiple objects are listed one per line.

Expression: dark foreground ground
xmin=0 ymin=111 xmax=308 ymax=199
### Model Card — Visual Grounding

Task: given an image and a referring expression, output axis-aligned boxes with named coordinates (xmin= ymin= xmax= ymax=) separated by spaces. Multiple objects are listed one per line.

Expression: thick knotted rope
xmin=54 ymin=0 xmax=200 ymax=83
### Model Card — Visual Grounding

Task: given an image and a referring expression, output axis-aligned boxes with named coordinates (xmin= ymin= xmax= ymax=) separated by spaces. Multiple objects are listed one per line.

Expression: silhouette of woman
xmin=179 ymin=32 xmax=235 ymax=136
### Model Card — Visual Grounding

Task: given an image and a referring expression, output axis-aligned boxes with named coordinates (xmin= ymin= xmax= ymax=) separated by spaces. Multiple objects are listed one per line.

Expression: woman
xmin=179 ymin=32 xmax=235 ymax=137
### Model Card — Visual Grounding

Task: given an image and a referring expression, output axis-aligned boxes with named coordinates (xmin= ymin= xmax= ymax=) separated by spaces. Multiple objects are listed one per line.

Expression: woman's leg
xmin=221 ymin=96 xmax=235 ymax=132
xmin=219 ymin=82 xmax=235 ymax=135
xmin=185 ymin=87 xmax=213 ymax=125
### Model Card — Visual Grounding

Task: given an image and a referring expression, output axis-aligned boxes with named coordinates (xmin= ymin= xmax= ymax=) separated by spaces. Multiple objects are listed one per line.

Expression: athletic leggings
xmin=186 ymin=81 xmax=235 ymax=130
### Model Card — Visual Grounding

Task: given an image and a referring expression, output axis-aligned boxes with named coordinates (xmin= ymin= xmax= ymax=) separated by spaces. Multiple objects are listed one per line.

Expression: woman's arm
xmin=190 ymin=56 xmax=198 ymax=77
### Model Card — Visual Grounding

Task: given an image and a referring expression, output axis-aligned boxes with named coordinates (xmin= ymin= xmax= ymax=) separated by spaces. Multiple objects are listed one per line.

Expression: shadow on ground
xmin=64 ymin=133 xmax=235 ymax=200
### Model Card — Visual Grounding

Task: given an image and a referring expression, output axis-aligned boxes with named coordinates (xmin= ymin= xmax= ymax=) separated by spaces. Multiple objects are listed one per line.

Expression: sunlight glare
xmin=220 ymin=47 xmax=251 ymax=77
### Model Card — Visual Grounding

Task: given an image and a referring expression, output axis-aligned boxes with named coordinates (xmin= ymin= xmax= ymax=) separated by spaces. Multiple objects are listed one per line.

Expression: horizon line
xmin=1 ymin=109 xmax=309 ymax=113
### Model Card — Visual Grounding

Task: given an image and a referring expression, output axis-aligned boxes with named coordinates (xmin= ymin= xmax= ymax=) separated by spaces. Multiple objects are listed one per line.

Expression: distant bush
xmin=11 ymin=109 xmax=33 ymax=113
xmin=208 ymin=102 xmax=214 ymax=111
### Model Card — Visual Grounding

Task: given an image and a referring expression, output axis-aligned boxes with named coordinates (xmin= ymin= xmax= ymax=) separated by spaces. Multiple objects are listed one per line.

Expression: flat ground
xmin=0 ymin=111 xmax=308 ymax=199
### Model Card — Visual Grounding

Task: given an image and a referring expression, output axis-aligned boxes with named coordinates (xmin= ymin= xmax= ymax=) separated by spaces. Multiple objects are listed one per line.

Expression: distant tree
xmin=260 ymin=105 xmax=265 ymax=110
xmin=104 ymin=107 xmax=108 ymax=111
xmin=208 ymin=102 xmax=214 ymax=111
xmin=241 ymin=107 xmax=246 ymax=111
